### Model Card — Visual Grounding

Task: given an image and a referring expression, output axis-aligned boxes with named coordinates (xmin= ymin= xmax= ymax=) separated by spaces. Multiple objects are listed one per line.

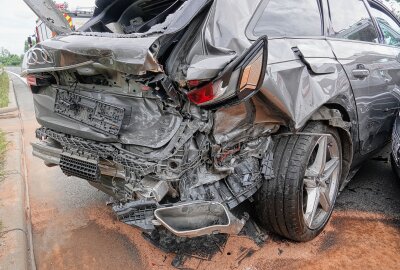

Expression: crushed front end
xmin=25 ymin=0 xmax=277 ymax=239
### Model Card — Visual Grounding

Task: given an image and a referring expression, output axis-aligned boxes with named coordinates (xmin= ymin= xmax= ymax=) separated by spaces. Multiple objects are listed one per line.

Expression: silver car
xmin=23 ymin=0 xmax=400 ymax=243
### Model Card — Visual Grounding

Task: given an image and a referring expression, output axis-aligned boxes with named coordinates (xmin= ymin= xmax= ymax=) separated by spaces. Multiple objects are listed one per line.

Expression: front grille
xmin=60 ymin=152 xmax=100 ymax=182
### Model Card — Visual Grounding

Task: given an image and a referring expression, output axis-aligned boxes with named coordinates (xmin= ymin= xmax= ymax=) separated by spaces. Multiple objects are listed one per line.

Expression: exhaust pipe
xmin=154 ymin=201 xmax=247 ymax=238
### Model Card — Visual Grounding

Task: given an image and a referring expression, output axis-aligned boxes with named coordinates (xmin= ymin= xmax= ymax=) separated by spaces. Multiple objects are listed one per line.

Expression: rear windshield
xmin=81 ymin=0 xmax=188 ymax=35
xmin=250 ymin=0 xmax=322 ymax=37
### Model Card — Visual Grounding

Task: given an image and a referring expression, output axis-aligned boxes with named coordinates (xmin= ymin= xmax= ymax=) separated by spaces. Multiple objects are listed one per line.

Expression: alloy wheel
xmin=302 ymin=135 xmax=340 ymax=230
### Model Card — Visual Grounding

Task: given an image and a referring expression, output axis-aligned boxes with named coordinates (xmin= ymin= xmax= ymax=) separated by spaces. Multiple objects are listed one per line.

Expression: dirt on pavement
xmin=84 ymin=208 xmax=400 ymax=270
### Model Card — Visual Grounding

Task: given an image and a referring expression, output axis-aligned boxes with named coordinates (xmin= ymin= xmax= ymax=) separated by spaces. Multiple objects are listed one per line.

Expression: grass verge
xmin=0 ymin=69 xmax=9 ymax=108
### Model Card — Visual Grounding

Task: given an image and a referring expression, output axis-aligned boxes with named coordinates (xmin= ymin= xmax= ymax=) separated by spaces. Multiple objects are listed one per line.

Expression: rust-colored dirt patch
xmin=232 ymin=211 xmax=400 ymax=270
xmin=87 ymin=207 xmax=175 ymax=269
xmin=85 ymin=208 xmax=400 ymax=270
xmin=39 ymin=221 xmax=145 ymax=270
xmin=30 ymin=202 xmax=59 ymax=232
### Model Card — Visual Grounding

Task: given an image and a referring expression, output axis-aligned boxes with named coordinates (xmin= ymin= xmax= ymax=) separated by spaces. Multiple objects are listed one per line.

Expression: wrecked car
xmin=23 ymin=0 xmax=400 ymax=243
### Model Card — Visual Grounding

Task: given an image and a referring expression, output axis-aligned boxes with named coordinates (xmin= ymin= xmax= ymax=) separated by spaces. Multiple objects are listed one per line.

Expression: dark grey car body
xmin=23 ymin=0 xmax=400 ymax=241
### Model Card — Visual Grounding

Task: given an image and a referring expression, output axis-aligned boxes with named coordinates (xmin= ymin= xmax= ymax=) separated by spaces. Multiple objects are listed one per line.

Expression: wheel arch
xmin=309 ymin=105 xmax=354 ymax=191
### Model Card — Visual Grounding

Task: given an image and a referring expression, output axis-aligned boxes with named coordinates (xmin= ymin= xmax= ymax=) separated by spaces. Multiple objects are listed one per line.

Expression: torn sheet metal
xmin=261 ymin=58 xmax=353 ymax=130
xmin=23 ymin=35 xmax=161 ymax=76
xmin=85 ymin=0 xmax=211 ymax=36
xmin=23 ymin=0 xmax=72 ymax=34
xmin=181 ymin=0 xmax=262 ymax=81
xmin=212 ymin=101 xmax=278 ymax=145
xmin=33 ymin=87 xmax=182 ymax=148
xmin=181 ymin=17 xmax=355 ymax=130
xmin=22 ymin=0 xmax=213 ymax=76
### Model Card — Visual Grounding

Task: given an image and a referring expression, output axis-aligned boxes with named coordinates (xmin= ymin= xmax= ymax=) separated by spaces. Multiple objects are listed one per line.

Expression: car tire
xmin=390 ymin=154 xmax=400 ymax=179
xmin=255 ymin=121 xmax=342 ymax=242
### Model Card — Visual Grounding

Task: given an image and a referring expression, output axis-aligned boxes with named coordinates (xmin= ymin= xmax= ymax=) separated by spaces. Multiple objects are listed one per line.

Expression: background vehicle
xmin=23 ymin=0 xmax=400 ymax=243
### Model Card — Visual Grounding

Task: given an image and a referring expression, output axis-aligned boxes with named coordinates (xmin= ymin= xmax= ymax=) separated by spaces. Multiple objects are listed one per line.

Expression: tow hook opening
xmin=154 ymin=201 xmax=247 ymax=238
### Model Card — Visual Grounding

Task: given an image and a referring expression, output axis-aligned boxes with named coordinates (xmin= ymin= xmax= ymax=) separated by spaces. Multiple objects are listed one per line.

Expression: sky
xmin=0 ymin=0 xmax=95 ymax=55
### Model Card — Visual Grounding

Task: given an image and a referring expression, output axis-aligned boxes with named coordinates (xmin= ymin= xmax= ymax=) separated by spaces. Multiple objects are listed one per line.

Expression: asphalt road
xmin=5 ymin=66 xmax=400 ymax=270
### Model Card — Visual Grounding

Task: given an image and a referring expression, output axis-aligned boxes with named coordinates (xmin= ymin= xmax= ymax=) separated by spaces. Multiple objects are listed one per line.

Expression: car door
xmin=327 ymin=0 xmax=400 ymax=155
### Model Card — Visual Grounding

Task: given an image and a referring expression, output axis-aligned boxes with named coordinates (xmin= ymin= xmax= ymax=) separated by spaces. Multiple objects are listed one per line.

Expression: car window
xmin=370 ymin=5 xmax=400 ymax=47
xmin=253 ymin=0 xmax=322 ymax=37
xmin=328 ymin=0 xmax=379 ymax=43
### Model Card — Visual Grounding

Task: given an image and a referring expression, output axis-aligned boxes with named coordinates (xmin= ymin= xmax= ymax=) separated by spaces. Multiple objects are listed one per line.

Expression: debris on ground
xmin=143 ymin=229 xmax=229 ymax=268
xmin=142 ymin=215 xmax=266 ymax=269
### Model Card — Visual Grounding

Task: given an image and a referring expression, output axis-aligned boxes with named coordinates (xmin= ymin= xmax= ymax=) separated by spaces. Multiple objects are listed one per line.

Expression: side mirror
xmin=186 ymin=36 xmax=268 ymax=110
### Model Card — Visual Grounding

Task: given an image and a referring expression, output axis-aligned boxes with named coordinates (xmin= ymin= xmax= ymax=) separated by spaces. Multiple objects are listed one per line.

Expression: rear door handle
xmin=352 ymin=64 xmax=370 ymax=79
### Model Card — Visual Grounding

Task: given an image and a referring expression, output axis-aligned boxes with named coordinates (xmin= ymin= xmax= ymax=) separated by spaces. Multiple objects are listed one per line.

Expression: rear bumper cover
xmin=32 ymin=137 xmax=248 ymax=237
xmin=33 ymin=87 xmax=183 ymax=148
xmin=33 ymin=127 xmax=204 ymax=181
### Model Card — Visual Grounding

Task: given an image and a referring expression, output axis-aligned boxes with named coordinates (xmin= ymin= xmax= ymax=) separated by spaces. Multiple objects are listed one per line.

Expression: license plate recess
xmin=54 ymin=89 xmax=125 ymax=135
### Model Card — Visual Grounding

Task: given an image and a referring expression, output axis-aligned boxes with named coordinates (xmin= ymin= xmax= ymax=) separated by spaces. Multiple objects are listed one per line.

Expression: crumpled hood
xmin=22 ymin=34 xmax=162 ymax=76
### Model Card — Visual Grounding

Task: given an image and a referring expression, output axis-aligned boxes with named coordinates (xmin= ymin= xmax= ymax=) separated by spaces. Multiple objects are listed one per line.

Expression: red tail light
xmin=187 ymin=81 xmax=224 ymax=105
xmin=188 ymin=80 xmax=201 ymax=87
xmin=187 ymin=83 xmax=215 ymax=105
xmin=185 ymin=36 xmax=268 ymax=109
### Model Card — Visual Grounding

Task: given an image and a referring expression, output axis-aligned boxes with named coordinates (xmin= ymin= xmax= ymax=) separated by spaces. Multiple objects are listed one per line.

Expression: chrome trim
xmin=154 ymin=201 xmax=247 ymax=238
xmin=21 ymin=61 xmax=95 ymax=76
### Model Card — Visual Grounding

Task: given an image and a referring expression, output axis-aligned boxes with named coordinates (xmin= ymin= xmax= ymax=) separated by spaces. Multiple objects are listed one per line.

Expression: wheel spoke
xmin=304 ymin=177 xmax=317 ymax=188
xmin=306 ymin=136 xmax=328 ymax=177
xmin=321 ymin=157 xmax=340 ymax=183
xmin=304 ymin=187 xmax=320 ymax=227
xmin=319 ymin=187 xmax=331 ymax=212
xmin=305 ymin=168 xmax=319 ymax=178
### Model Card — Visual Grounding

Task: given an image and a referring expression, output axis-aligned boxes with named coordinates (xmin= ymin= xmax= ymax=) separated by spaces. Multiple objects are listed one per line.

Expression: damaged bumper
xmin=32 ymin=136 xmax=248 ymax=237
xmin=32 ymin=125 xmax=274 ymax=237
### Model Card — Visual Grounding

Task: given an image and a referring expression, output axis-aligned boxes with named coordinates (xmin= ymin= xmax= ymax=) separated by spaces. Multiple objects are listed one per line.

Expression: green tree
xmin=0 ymin=47 xmax=23 ymax=67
